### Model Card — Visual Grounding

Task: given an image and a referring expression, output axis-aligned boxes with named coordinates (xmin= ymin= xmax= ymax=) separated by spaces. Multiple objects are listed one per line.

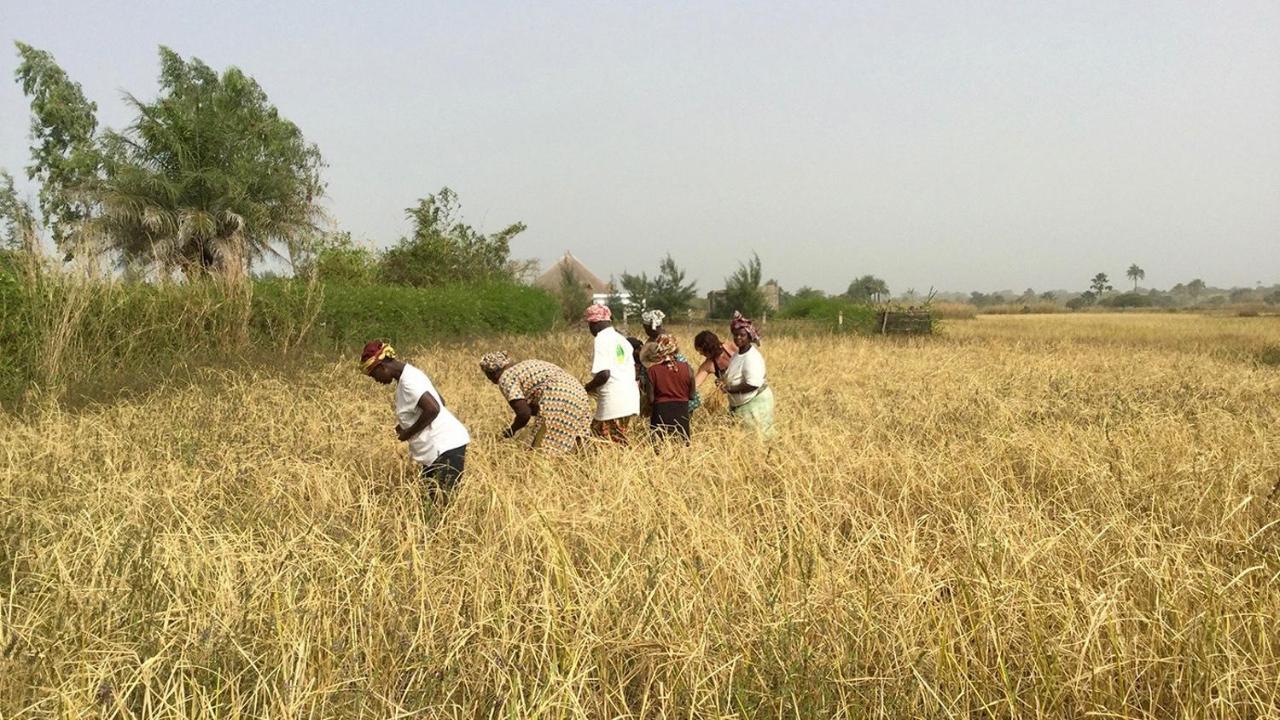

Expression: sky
xmin=1 ymin=0 xmax=1277 ymax=295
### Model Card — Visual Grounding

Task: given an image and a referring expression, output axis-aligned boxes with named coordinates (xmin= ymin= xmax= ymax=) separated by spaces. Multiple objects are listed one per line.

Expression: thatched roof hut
xmin=534 ymin=252 xmax=610 ymax=295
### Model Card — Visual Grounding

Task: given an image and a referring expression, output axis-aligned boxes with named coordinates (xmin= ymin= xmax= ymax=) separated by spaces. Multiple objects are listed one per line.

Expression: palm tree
xmin=1126 ymin=264 xmax=1145 ymax=291
xmin=1089 ymin=273 xmax=1113 ymax=297
xmin=88 ymin=48 xmax=323 ymax=276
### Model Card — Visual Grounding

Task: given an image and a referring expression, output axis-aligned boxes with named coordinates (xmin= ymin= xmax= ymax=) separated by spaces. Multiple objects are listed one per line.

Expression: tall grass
xmin=0 ymin=261 xmax=559 ymax=409
xmin=2 ymin=316 xmax=1278 ymax=717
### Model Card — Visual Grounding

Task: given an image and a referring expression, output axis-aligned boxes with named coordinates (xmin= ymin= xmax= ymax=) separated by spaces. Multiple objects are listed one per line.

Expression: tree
xmin=791 ymin=286 xmax=826 ymax=302
xmin=1039 ymin=291 xmax=1057 ymax=302
xmin=1089 ymin=273 xmax=1113 ymax=297
xmin=845 ymin=275 xmax=890 ymax=303
xmin=1264 ymin=289 xmax=1280 ymax=306
xmin=558 ymin=264 xmax=591 ymax=323
xmin=1066 ymin=291 xmax=1097 ymax=310
xmin=616 ymin=254 xmax=698 ymax=317
xmin=0 ymin=170 xmax=39 ymax=255
xmin=719 ymin=252 xmax=766 ymax=319
xmin=649 ymin=254 xmax=698 ymax=316
xmin=618 ymin=271 xmax=653 ymax=314
xmin=381 ymin=187 xmax=524 ymax=286
xmin=86 ymin=48 xmax=323 ymax=276
xmin=295 ymin=231 xmax=377 ymax=284
xmin=1126 ymin=264 xmax=1145 ymax=291
xmin=1186 ymin=278 xmax=1206 ymax=300
xmin=13 ymin=42 xmax=101 ymax=254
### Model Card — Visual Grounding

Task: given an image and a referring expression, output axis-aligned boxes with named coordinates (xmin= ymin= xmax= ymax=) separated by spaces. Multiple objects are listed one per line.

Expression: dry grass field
xmin=2 ymin=313 xmax=1279 ymax=718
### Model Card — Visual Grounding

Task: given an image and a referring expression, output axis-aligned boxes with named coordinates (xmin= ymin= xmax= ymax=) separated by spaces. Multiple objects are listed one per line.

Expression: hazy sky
xmin=2 ymin=1 xmax=1277 ymax=294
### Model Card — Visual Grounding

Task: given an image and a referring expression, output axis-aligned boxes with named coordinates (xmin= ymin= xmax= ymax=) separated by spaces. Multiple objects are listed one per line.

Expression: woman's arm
xmin=397 ymin=392 xmax=441 ymax=441
xmin=694 ymin=358 xmax=714 ymax=388
xmin=584 ymin=369 xmax=610 ymax=393
xmin=504 ymin=399 xmax=534 ymax=438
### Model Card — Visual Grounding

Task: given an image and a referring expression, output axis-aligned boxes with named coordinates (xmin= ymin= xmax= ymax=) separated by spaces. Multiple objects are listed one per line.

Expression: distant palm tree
xmin=1126 ymin=264 xmax=1145 ymax=291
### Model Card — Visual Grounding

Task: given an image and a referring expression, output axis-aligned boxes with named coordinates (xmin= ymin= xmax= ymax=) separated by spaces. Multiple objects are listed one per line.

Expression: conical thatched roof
xmin=534 ymin=252 xmax=609 ymax=294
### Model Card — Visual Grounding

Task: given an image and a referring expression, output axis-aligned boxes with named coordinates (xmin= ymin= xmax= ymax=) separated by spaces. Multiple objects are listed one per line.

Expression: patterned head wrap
xmin=583 ymin=303 xmax=612 ymax=323
xmin=730 ymin=311 xmax=761 ymax=345
xmin=360 ymin=340 xmax=396 ymax=374
xmin=641 ymin=309 xmax=666 ymax=330
xmin=479 ymin=351 xmax=513 ymax=374
xmin=653 ymin=333 xmax=679 ymax=368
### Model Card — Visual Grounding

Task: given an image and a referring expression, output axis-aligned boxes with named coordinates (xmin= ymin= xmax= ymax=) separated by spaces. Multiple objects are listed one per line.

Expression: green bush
xmin=271 ymin=280 xmax=559 ymax=348
xmin=778 ymin=297 xmax=877 ymax=332
xmin=0 ymin=267 xmax=558 ymax=409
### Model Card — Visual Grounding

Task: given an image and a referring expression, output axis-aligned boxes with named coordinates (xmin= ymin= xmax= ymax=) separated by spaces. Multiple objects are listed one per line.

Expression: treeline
xmin=0 ymin=43 xmax=565 ymax=409
xmin=956 ymin=269 xmax=1280 ymax=313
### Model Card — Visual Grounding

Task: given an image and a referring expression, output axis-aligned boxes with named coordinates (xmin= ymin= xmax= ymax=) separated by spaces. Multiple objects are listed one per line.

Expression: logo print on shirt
xmin=616 ymin=344 xmax=627 ymax=363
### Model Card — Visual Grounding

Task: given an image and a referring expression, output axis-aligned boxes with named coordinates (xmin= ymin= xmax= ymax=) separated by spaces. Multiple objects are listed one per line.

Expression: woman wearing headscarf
xmin=645 ymin=333 xmax=696 ymax=441
xmin=361 ymin=340 xmax=471 ymax=495
xmin=479 ymin=351 xmax=591 ymax=453
xmin=582 ymin=303 xmax=640 ymax=445
xmin=718 ymin=314 xmax=775 ymax=437
xmin=639 ymin=309 xmax=702 ymax=413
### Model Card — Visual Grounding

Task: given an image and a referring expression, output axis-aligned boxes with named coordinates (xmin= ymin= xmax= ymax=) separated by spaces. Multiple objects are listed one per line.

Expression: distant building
xmin=762 ymin=281 xmax=781 ymax=311
xmin=534 ymin=251 xmax=628 ymax=306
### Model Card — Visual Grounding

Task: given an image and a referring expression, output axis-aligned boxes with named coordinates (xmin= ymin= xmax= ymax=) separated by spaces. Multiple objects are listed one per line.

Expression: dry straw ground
xmin=2 ymin=314 xmax=1279 ymax=718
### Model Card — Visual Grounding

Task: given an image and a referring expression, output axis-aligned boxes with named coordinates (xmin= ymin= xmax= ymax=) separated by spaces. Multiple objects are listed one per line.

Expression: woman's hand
xmin=396 ymin=425 xmax=414 ymax=442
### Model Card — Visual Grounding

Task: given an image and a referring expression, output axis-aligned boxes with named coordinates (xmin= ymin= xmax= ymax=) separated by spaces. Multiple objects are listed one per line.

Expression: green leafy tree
xmin=789 ymin=286 xmax=826 ymax=304
xmin=618 ymin=271 xmax=653 ymax=314
xmin=13 ymin=42 xmax=101 ymax=254
xmin=845 ymin=275 xmax=890 ymax=303
xmin=557 ymin=264 xmax=592 ymax=323
xmin=1126 ymin=264 xmax=1145 ymax=291
xmin=295 ymin=231 xmax=377 ymax=284
xmin=0 ymin=171 xmax=39 ymax=255
xmin=380 ymin=187 xmax=524 ymax=287
xmin=649 ymin=254 xmax=698 ymax=316
xmin=617 ymin=254 xmax=697 ymax=317
xmin=1066 ymin=291 xmax=1097 ymax=310
xmin=87 ymin=47 xmax=323 ymax=275
xmin=718 ymin=252 xmax=766 ymax=319
xmin=1089 ymin=273 xmax=1113 ymax=297
xmin=1039 ymin=291 xmax=1057 ymax=302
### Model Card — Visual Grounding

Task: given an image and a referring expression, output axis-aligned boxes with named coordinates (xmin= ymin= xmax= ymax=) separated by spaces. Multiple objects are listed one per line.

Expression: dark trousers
xmin=421 ymin=445 xmax=467 ymax=497
xmin=650 ymin=402 xmax=691 ymax=442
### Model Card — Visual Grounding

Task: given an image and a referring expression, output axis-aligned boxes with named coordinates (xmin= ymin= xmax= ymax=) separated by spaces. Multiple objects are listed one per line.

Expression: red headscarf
xmin=360 ymin=340 xmax=396 ymax=373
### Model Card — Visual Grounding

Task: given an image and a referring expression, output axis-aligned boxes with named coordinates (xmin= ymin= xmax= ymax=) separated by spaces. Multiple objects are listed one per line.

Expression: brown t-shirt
xmin=647 ymin=361 xmax=692 ymax=404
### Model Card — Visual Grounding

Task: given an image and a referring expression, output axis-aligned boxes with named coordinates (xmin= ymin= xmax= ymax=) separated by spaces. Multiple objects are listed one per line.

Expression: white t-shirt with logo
xmin=395 ymin=363 xmax=470 ymax=464
xmin=591 ymin=326 xmax=640 ymax=421
xmin=724 ymin=346 xmax=766 ymax=407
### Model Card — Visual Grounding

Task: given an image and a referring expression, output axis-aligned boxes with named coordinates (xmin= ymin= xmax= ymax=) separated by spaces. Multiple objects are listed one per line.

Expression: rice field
xmin=2 ymin=313 xmax=1279 ymax=718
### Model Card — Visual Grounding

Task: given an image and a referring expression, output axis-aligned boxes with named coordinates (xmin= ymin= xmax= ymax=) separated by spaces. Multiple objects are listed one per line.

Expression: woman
xmin=693 ymin=330 xmax=737 ymax=389
xmin=361 ymin=340 xmax=470 ymax=495
xmin=646 ymin=333 xmax=696 ymax=441
xmin=479 ymin=351 xmax=591 ymax=453
xmin=640 ymin=309 xmax=701 ymax=412
xmin=719 ymin=315 xmax=775 ymax=437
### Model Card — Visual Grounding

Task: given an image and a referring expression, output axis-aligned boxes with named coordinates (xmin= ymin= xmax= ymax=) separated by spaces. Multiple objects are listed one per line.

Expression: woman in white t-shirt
xmin=717 ymin=314 xmax=775 ymax=437
xmin=361 ymin=341 xmax=471 ymax=496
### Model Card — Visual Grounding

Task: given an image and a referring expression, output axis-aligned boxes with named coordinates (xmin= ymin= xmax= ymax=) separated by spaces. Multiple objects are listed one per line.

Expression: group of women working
xmin=360 ymin=304 xmax=776 ymax=494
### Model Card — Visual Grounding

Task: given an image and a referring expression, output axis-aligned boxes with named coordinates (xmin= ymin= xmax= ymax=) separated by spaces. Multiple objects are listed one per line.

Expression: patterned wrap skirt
xmin=532 ymin=381 xmax=592 ymax=453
